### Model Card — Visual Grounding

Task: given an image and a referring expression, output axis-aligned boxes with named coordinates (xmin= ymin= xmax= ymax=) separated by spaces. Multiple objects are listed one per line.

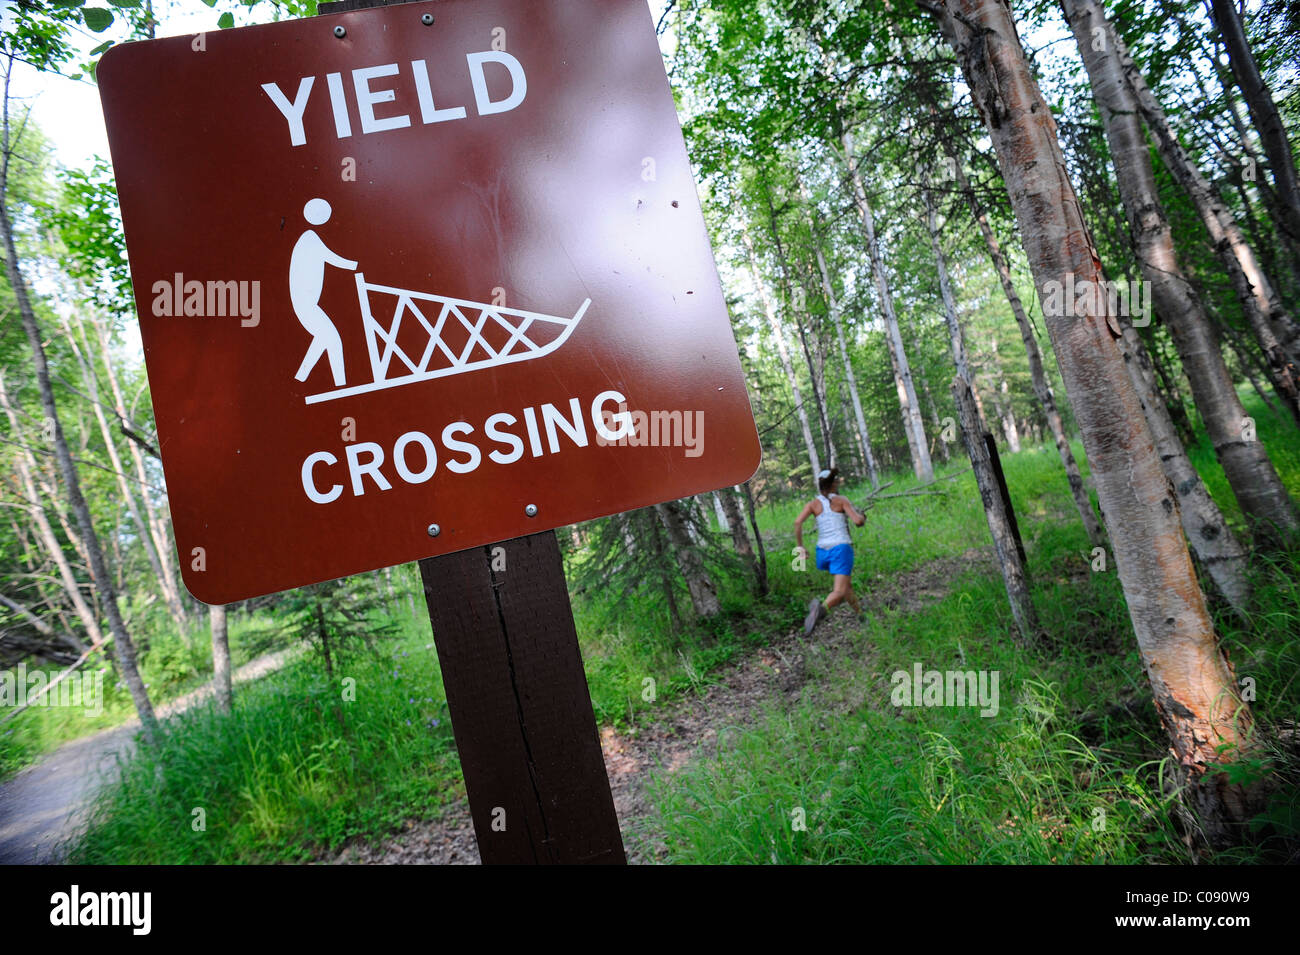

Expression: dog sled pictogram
xmin=303 ymin=273 xmax=590 ymax=405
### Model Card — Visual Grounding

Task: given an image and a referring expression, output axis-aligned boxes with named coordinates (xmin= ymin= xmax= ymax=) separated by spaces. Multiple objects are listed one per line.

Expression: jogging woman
xmin=793 ymin=467 xmax=865 ymax=634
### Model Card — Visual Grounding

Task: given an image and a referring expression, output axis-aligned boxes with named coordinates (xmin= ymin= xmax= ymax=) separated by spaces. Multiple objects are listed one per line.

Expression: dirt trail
xmin=0 ymin=647 xmax=298 ymax=864
xmin=332 ymin=549 xmax=993 ymax=864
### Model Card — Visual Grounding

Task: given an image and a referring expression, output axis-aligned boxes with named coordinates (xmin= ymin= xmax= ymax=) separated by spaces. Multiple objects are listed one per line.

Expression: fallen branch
xmin=935 ymin=466 xmax=973 ymax=483
xmin=866 ymin=488 xmax=951 ymax=502
xmin=0 ymin=637 xmax=111 ymax=723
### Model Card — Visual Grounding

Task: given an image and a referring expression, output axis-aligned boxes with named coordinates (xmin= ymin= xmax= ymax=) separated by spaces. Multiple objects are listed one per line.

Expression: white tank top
xmin=814 ymin=494 xmax=851 ymax=548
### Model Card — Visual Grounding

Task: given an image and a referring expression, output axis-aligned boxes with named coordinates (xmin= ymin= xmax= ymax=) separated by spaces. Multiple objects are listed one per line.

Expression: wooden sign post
xmin=418 ymin=534 xmax=624 ymax=863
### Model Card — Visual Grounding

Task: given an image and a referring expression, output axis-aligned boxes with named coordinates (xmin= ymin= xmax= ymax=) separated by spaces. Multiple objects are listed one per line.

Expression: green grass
xmin=642 ymin=541 xmax=1186 ymax=864
xmin=66 ymin=628 xmax=459 ymax=864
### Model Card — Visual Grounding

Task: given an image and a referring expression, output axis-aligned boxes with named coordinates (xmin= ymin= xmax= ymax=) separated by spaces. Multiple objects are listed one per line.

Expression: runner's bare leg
xmin=825 ymin=575 xmax=862 ymax=613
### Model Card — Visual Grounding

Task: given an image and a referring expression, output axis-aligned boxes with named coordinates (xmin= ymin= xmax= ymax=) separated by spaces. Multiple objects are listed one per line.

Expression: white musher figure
xmin=291 ymin=197 xmax=357 ymax=387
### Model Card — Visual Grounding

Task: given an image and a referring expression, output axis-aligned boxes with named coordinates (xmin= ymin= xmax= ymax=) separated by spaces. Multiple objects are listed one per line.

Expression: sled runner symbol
xmin=304 ymin=273 xmax=590 ymax=405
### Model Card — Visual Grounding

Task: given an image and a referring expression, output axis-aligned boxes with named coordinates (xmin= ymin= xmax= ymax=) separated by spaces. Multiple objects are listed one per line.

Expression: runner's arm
xmin=793 ymin=501 xmax=815 ymax=553
xmin=843 ymin=498 xmax=866 ymax=527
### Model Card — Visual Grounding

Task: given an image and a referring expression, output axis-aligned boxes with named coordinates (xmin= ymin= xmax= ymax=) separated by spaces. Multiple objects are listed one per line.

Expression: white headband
xmin=818 ymin=469 xmax=832 ymax=479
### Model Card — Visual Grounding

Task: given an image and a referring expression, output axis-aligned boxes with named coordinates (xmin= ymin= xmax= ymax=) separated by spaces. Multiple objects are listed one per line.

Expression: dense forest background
xmin=1 ymin=0 xmax=1298 ymax=864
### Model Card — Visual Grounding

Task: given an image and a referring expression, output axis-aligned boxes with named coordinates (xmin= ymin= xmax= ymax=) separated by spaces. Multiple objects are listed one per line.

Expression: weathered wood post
xmin=952 ymin=375 xmax=1038 ymax=643
xmin=417 ymin=535 xmax=625 ymax=863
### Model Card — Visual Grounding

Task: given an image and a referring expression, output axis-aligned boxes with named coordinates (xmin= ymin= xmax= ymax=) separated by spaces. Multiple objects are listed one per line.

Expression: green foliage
xmin=0 ymin=2 xmax=80 ymax=71
xmin=44 ymin=158 xmax=133 ymax=314
xmin=275 ymin=573 xmax=398 ymax=678
xmin=6 ymin=0 xmax=1299 ymax=868
xmin=80 ymin=7 xmax=114 ymax=32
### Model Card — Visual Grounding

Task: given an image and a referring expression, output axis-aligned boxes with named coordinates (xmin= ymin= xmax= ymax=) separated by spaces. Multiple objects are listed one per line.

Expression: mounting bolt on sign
xmin=97 ymin=0 xmax=760 ymax=864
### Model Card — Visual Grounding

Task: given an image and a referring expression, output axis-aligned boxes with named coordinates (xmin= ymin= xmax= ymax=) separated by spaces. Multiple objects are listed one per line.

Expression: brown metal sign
xmin=98 ymin=0 xmax=761 ymax=604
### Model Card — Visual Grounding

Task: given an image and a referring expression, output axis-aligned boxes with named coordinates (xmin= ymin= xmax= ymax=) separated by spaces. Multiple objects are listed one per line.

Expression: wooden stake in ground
xmin=952 ymin=375 xmax=1037 ymax=643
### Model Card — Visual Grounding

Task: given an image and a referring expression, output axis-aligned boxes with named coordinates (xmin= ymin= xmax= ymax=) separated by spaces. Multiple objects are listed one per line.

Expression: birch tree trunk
xmin=924 ymin=179 xmax=975 ymax=384
xmin=1146 ymin=332 xmax=1198 ymax=444
xmin=0 ymin=374 xmax=106 ymax=647
xmin=654 ymin=499 xmax=721 ymax=618
xmin=1207 ymin=27 xmax=1300 ymax=276
xmin=841 ymin=132 xmax=934 ymax=482
xmin=811 ymin=217 xmax=880 ymax=487
xmin=763 ymin=182 xmax=836 ymax=469
xmin=718 ymin=486 xmax=764 ymax=596
xmin=794 ymin=313 xmax=837 ymax=468
xmin=953 ymin=375 xmax=1038 ymax=642
xmin=1103 ymin=13 xmax=1300 ymax=423
xmin=210 ymin=603 xmax=232 ymax=715
xmin=62 ymin=310 xmax=188 ymax=631
xmin=711 ymin=491 xmax=729 ymax=531
xmin=739 ymin=480 xmax=768 ymax=597
xmin=925 ymin=0 xmax=1264 ymax=847
xmin=921 ymin=369 xmax=950 ymax=464
xmin=1115 ymin=319 xmax=1253 ymax=616
xmin=1066 ymin=0 xmax=1299 ymax=550
xmin=989 ymin=339 xmax=1022 ymax=452
xmin=743 ymin=228 xmax=821 ymax=478
xmin=4 ymin=508 xmax=86 ymax=656
xmin=91 ymin=314 xmax=186 ymax=626
xmin=1208 ymin=0 xmax=1300 ymax=252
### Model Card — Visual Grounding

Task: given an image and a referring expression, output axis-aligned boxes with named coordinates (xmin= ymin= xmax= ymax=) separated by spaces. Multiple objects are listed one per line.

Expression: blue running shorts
xmin=815 ymin=543 xmax=855 ymax=576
